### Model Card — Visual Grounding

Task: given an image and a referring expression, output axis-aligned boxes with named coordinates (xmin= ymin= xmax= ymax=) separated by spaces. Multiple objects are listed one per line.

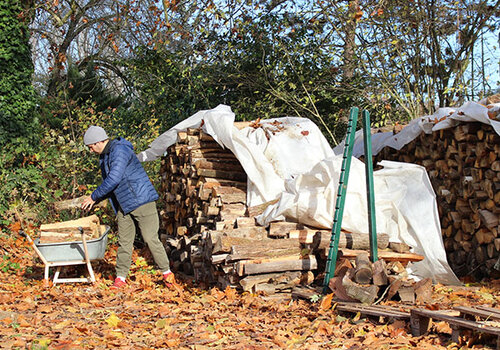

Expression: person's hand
xmin=81 ymin=196 xmax=95 ymax=211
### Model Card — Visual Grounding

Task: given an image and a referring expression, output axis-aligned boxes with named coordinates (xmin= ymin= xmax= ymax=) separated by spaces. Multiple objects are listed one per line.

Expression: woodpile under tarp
xmin=376 ymin=118 xmax=500 ymax=279
xmin=159 ymin=126 xmax=425 ymax=298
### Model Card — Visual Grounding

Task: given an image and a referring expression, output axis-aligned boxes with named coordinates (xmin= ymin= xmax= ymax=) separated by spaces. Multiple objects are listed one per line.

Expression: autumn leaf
xmin=134 ymin=257 xmax=148 ymax=267
xmin=53 ymin=320 xmax=71 ymax=330
xmin=105 ymin=313 xmax=121 ymax=328
xmin=224 ymin=286 xmax=237 ymax=301
xmin=315 ymin=320 xmax=333 ymax=336
xmin=433 ymin=321 xmax=452 ymax=334
xmin=363 ymin=332 xmax=379 ymax=345
xmin=37 ymin=338 xmax=51 ymax=347
xmin=158 ymin=304 xmax=171 ymax=318
xmin=8 ymin=221 xmax=21 ymax=232
xmin=320 ymin=293 xmax=333 ymax=310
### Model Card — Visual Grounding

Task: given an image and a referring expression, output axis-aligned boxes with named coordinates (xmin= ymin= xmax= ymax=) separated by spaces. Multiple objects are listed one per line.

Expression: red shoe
xmin=163 ymin=272 xmax=175 ymax=287
xmin=111 ymin=277 xmax=127 ymax=289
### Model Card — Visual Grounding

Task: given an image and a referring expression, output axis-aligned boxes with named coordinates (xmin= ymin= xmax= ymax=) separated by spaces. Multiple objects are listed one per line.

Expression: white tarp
xmin=139 ymin=104 xmax=460 ymax=285
xmin=335 ymin=101 xmax=500 ymax=157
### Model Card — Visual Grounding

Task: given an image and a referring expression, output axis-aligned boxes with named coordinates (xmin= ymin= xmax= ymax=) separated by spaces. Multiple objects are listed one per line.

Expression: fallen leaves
xmin=2 ymin=231 xmax=500 ymax=349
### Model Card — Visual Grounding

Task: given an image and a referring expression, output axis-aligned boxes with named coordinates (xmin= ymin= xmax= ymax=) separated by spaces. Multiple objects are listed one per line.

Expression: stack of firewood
xmin=376 ymin=121 xmax=500 ymax=278
xmin=159 ymin=127 xmax=320 ymax=293
xmin=39 ymin=215 xmax=105 ymax=243
xmin=159 ymin=126 xmax=426 ymax=297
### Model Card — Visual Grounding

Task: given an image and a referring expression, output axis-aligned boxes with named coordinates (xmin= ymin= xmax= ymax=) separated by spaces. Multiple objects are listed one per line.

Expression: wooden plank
xmin=411 ymin=308 xmax=500 ymax=338
xmin=454 ymin=306 xmax=500 ymax=321
xmin=239 ymin=271 xmax=302 ymax=292
xmin=338 ymin=249 xmax=425 ymax=263
xmin=336 ymin=302 xmax=410 ymax=320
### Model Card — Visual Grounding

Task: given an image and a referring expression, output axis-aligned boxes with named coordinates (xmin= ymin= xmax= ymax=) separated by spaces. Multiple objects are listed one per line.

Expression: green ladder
xmin=322 ymin=107 xmax=378 ymax=293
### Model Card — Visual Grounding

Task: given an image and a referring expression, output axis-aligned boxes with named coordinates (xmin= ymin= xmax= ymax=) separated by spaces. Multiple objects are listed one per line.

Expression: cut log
xmin=288 ymin=229 xmax=317 ymax=244
xmin=312 ymin=231 xmax=390 ymax=250
xmin=269 ymin=222 xmax=303 ymax=238
xmin=235 ymin=217 xmax=256 ymax=228
xmin=196 ymin=168 xmax=247 ymax=182
xmin=354 ymin=252 xmax=372 ymax=284
xmin=478 ymin=209 xmax=499 ymax=229
xmin=212 ymin=186 xmax=247 ymax=204
xmin=328 ymin=259 xmax=357 ymax=301
xmin=226 ymin=238 xmax=301 ymax=261
xmin=389 ymin=242 xmax=411 ymax=253
xmin=238 ymin=255 xmax=318 ymax=275
xmin=398 ymin=283 xmax=416 ymax=303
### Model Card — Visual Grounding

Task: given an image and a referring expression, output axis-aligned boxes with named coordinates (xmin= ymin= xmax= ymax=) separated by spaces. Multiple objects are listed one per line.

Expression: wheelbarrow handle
xmin=19 ymin=229 xmax=34 ymax=244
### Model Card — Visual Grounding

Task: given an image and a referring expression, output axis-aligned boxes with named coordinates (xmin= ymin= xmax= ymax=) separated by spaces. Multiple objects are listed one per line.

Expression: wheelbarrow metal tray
xmin=34 ymin=226 xmax=110 ymax=262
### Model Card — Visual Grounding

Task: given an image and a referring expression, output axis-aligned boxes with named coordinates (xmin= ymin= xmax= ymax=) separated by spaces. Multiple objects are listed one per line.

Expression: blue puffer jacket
xmin=91 ymin=138 xmax=159 ymax=214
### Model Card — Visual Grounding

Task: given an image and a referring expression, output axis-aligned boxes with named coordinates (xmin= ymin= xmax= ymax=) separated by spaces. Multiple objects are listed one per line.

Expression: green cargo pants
xmin=115 ymin=201 xmax=170 ymax=278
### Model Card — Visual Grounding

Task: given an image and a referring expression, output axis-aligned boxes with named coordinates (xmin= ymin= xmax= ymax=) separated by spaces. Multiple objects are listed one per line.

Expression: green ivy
xmin=0 ymin=1 xmax=38 ymax=147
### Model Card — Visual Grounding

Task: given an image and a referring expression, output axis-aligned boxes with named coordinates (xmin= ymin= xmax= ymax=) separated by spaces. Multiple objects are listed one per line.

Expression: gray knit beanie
xmin=83 ymin=126 xmax=108 ymax=145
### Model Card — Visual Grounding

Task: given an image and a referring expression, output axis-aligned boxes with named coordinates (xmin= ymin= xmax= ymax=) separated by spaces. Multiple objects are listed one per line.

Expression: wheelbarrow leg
xmin=86 ymin=261 xmax=96 ymax=283
xmin=53 ymin=267 xmax=61 ymax=284
xmin=44 ymin=265 xmax=49 ymax=282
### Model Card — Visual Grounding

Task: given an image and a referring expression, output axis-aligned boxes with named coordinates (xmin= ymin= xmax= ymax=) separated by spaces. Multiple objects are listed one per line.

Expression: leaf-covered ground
xmin=1 ymin=231 xmax=499 ymax=350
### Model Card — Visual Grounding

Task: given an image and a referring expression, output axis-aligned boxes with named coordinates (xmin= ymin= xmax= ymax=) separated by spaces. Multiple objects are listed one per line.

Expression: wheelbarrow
xmin=20 ymin=226 xmax=110 ymax=285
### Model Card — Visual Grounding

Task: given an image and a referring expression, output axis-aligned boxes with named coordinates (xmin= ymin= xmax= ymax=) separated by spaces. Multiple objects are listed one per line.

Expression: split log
xmin=247 ymin=199 xmax=279 ymax=217
xmin=372 ymin=259 xmax=388 ymax=286
xmin=342 ymin=270 xmax=379 ymax=304
xmin=52 ymin=196 xmax=107 ymax=211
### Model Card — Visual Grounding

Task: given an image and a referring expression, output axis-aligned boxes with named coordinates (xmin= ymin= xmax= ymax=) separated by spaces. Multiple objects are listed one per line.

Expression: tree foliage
xmin=1 ymin=0 xmax=498 ymax=224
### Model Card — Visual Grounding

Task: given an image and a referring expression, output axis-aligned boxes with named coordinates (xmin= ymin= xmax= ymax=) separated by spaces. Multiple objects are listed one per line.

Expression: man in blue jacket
xmin=81 ymin=126 xmax=174 ymax=289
